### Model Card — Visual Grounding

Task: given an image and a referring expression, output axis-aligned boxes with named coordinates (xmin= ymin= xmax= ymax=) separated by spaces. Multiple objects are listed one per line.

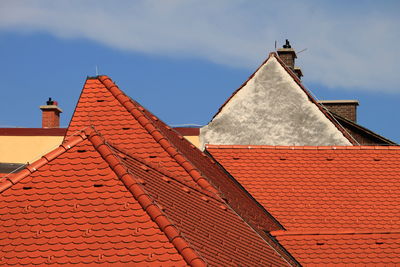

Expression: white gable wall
xmin=200 ymin=56 xmax=352 ymax=148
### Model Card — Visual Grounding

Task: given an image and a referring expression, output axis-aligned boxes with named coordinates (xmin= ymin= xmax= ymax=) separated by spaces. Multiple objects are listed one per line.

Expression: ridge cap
xmin=0 ymin=130 xmax=88 ymax=193
xmin=206 ymin=144 xmax=400 ymax=150
xmin=97 ymin=75 xmax=220 ymax=196
xmin=88 ymin=132 xmax=206 ymax=267
xmin=271 ymin=228 xmax=400 ymax=237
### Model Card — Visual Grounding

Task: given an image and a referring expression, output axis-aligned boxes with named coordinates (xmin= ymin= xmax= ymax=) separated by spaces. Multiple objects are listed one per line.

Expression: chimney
xmin=277 ymin=39 xmax=303 ymax=79
xmin=318 ymin=100 xmax=359 ymax=122
xmin=40 ymin=97 xmax=63 ymax=128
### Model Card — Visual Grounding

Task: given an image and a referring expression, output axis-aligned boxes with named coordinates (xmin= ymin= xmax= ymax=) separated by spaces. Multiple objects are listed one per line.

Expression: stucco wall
xmin=200 ymin=56 xmax=351 ymax=148
xmin=184 ymin=135 xmax=200 ymax=148
xmin=0 ymin=136 xmax=63 ymax=163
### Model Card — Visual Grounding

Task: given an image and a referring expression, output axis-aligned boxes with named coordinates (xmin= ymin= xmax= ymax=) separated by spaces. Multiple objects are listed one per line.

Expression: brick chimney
xmin=40 ymin=97 xmax=63 ymax=128
xmin=277 ymin=39 xmax=303 ymax=79
xmin=318 ymin=100 xmax=359 ymax=122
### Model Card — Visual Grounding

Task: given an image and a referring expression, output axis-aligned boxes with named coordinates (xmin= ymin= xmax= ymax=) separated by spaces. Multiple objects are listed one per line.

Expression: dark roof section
xmin=173 ymin=127 xmax=200 ymax=136
xmin=331 ymin=112 xmax=397 ymax=145
xmin=0 ymin=128 xmax=66 ymax=136
xmin=0 ymin=163 xmax=25 ymax=175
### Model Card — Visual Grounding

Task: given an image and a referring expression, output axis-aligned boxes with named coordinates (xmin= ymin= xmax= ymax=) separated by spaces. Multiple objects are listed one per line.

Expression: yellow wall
xmin=184 ymin=135 xmax=200 ymax=148
xmin=0 ymin=135 xmax=199 ymax=164
xmin=0 ymin=136 xmax=63 ymax=164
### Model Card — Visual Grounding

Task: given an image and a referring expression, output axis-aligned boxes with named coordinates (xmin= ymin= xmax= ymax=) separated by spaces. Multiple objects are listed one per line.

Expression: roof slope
xmin=207 ymin=145 xmax=400 ymax=231
xmin=0 ymin=130 xmax=190 ymax=266
xmin=200 ymin=53 xmax=354 ymax=147
xmin=273 ymin=230 xmax=400 ymax=266
xmin=206 ymin=145 xmax=400 ymax=265
xmin=66 ymin=76 xmax=286 ymax=235
xmin=66 ymin=77 xmax=207 ymax=193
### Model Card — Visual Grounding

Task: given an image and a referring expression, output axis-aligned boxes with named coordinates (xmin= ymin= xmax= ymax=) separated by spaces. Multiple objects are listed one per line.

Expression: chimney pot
xmin=40 ymin=98 xmax=63 ymax=128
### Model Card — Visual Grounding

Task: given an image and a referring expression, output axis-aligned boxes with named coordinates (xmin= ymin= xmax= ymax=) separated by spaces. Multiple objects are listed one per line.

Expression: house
xmin=200 ymin=41 xmax=396 ymax=148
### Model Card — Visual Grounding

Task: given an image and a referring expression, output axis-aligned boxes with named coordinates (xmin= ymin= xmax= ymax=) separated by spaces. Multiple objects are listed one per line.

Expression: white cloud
xmin=0 ymin=0 xmax=399 ymax=92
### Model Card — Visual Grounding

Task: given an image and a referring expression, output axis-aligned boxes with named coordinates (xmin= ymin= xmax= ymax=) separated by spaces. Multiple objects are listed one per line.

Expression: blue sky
xmin=0 ymin=0 xmax=399 ymax=142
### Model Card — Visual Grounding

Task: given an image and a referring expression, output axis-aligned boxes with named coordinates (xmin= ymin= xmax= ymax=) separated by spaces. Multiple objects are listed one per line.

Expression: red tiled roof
xmin=207 ymin=145 xmax=400 ymax=265
xmin=109 ymin=144 xmax=292 ymax=266
xmin=272 ymin=230 xmax=400 ymax=265
xmin=209 ymin=52 xmax=357 ymax=145
xmin=206 ymin=145 xmax=400 ymax=231
xmin=0 ymin=130 xmax=190 ymax=266
xmin=0 ymin=76 xmax=297 ymax=266
xmin=66 ymin=77 xmax=208 ymax=194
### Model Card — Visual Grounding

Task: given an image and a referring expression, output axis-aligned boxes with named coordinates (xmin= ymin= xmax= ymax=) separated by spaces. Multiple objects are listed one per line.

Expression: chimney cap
xmin=40 ymin=98 xmax=63 ymax=113
xmin=46 ymin=97 xmax=54 ymax=105
xmin=283 ymin=39 xmax=292 ymax=49
xmin=318 ymin=100 xmax=359 ymax=106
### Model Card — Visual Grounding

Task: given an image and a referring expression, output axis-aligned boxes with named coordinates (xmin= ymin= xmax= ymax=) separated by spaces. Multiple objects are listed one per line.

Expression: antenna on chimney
xmin=297 ymin=48 xmax=308 ymax=54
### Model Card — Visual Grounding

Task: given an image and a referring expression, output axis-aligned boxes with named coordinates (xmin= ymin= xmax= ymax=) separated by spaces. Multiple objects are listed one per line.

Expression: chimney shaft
xmin=318 ymin=100 xmax=359 ymax=122
xmin=277 ymin=39 xmax=297 ymax=70
xmin=277 ymin=39 xmax=303 ymax=79
xmin=40 ymin=98 xmax=63 ymax=128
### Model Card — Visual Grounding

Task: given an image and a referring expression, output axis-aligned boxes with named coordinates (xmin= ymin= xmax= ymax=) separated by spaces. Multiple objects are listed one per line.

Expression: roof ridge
xmin=87 ymin=132 xmax=207 ymax=267
xmin=109 ymin=143 xmax=223 ymax=202
xmin=0 ymin=130 xmax=87 ymax=193
xmin=271 ymin=229 xmax=400 ymax=237
xmin=206 ymin=144 xmax=400 ymax=150
xmin=272 ymin=53 xmax=358 ymax=145
xmin=97 ymin=75 xmax=220 ymax=196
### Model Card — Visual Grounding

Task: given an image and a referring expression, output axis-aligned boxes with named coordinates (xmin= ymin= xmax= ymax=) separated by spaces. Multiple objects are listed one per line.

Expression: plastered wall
xmin=0 ymin=136 xmax=63 ymax=163
xmin=200 ymin=56 xmax=351 ymax=148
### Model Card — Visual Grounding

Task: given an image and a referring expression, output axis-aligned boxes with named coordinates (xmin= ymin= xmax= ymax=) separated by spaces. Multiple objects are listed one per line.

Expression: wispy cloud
xmin=1 ymin=0 xmax=399 ymax=92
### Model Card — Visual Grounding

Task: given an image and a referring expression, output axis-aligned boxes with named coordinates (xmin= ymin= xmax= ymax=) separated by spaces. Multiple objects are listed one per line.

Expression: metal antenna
xmin=297 ymin=48 xmax=308 ymax=54
xmin=95 ymin=65 xmax=99 ymax=76
xmin=274 ymin=40 xmax=277 ymax=51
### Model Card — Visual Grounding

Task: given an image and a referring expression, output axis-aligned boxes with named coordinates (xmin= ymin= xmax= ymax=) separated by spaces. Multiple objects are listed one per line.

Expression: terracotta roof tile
xmin=109 ymin=143 xmax=292 ymax=266
xmin=207 ymin=144 xmax=400 ymax=265
xmin=0 ymin=130 xmax=189 ymax=266
xmin=207 ymin=144 xmax=400 ymax=231
xmin=272 ymin=230 xmax=400 ymax=265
